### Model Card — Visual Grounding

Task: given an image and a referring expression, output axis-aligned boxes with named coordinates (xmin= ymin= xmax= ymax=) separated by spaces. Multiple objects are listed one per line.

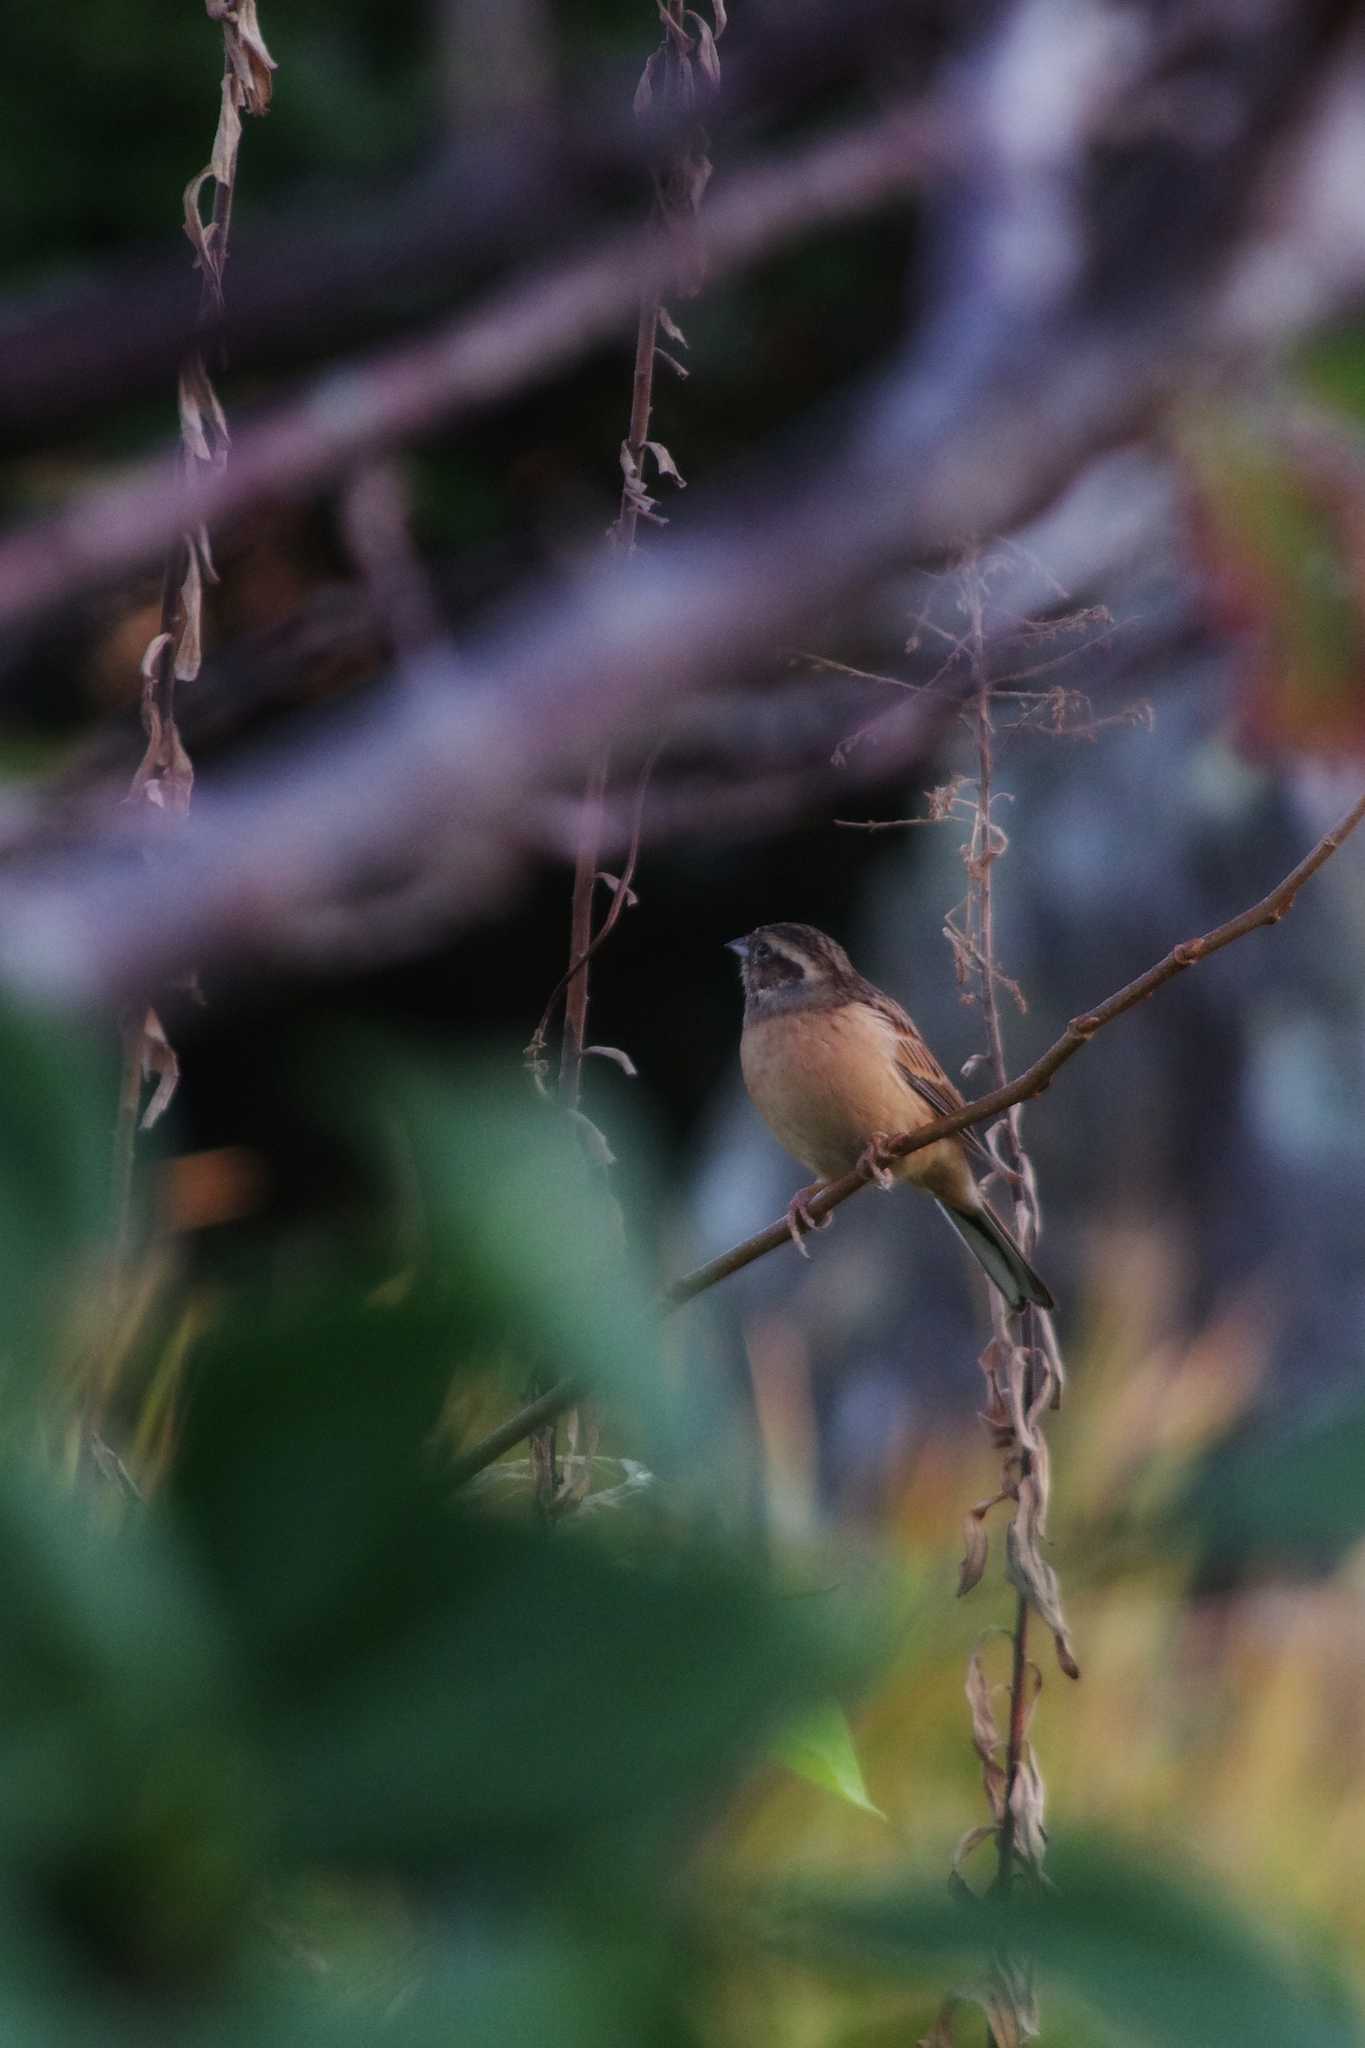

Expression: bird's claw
xmin=857 ymin=1135 xmax=898 ymax=1191
xmin=785 ymin=1184 xmax=832 ymax=1257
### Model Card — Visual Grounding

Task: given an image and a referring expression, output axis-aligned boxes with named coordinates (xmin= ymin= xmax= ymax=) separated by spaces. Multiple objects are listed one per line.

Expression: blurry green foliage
xmin=0 ymin=997 xmax=1360 ymax=2044
xmin=1177 ymin=1398 xmax=1365 ymax=1576
xmin=767 ymin=1839 xmax=1360 ymax=2048
xmin=0 ymin=1005 xmax=114 ymax=1389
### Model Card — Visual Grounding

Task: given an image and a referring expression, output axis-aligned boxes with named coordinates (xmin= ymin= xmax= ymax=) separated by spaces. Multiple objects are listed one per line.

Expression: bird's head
xmin=726 ymin=922 xmax=854 ymax=1013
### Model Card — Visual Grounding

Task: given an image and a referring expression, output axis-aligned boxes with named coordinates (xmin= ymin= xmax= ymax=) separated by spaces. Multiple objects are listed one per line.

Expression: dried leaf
xmin=687 ymin=13 xmax=722 ymax=87
xmin=223 ymin=0 xmax=276 ymax=116
xmin=964 ymin=1643 xmax=1006 ymax=1821
xmin=1006 ymin=1493 xmax=1080 ymax=1680
xmin=709 ymin=0 xmax=727 ymax=34
xmin=178 ymin=358 xmax=230 ymax=468
xmin=595 ymin=871 xmax=639 ymax=906
xmin=210 ymin=69 xmax=243 ymax=185
xmin=174 ymin=543 xmax=205 ymax=683
xmin=182 ymin=169 xmax=218 ymax=281
xmin=657 ymin=304 xmax=688 ymax=347
xmin=584 ymin=1045 xmax=638 ymax=1078
xmin=140 ymin=632 xmax=174 ymax=685
xmin=567 ymin=1108 xmax=616 ymax=1170
xmin=139 ymin=1008 xmax=181 ymax=1129
xmin=655 ymin=347 xmax=689 ymax=380
xmin=656 ymin=0 xmax=693 ymax=53
xmin=979 ymin=1956 xmax=1040 ymax=2048
xmin=957 ymin=1507 xmax=990 ymax=1596
xmin=645 ymin=440 xmax=687 ymax=488
xmin=951 ymin=1822 xmax=997 ymax=1880
xmin=633 ymin=47 xmax=662 ymax=116
xmin=1008 ymin=1746 xmax=1051 ymax=1878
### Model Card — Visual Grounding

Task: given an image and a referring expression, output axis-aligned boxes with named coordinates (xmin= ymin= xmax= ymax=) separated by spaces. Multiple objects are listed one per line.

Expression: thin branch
xmin=448 ymin=790 xmax=1365 ymax=1480
xmin=450 ymin=1380 xmax=583 ymax=1486
xmin=528 ymin=737 xmax=665 ymax=1072
xmin=664 ymin=789 xmax=1365 ymax=1304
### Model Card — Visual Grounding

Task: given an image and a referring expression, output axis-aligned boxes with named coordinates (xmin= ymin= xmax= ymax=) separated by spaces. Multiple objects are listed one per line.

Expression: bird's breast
xmin=741 ymin=1001 xmax=946 ymax=1183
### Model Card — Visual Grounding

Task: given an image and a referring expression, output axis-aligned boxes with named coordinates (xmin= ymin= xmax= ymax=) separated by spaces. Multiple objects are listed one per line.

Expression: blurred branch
xmin=0 ymin=0 xmax=1356 ymax=1008
xmin=0 ymin=101 xmax=939 ymax=636
xmin=0 ymin=0 xmax=929 ymax=453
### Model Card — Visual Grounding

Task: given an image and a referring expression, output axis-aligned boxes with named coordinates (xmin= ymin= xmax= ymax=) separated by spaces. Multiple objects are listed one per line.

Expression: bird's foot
xmin=857 ymin=1134 xmax=899 ymax=1191
xmin=785 ymin=1183 xmax=832 ymax=1258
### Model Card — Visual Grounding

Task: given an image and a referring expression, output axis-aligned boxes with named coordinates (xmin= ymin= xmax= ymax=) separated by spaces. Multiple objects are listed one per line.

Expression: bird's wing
xmin=872 ymin=993 xmax=995 ymax=1169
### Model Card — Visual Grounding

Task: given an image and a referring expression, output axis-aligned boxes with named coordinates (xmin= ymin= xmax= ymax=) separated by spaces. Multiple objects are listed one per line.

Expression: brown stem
xmin=962 ymin=550 xmax=1040 ymax=1909
xmin=665 ymin=787 xmax=1365 ymax=1304
xmin=558 ymin=749 xmax=610 ymax=1108
xmin=451 ymin=1379 xmax=584 ymax=1487
xmin=529 ymin=736 xmax=664 ymax=1064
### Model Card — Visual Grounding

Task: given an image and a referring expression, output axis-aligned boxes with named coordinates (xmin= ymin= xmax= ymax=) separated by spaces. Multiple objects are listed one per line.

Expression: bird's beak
xmin=725 ymin=936 xmax=750 ymax=959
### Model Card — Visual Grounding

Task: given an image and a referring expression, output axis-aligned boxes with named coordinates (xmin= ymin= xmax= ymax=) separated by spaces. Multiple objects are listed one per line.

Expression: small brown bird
xmin=729 ymin=922 xmax=1054 ymax=1313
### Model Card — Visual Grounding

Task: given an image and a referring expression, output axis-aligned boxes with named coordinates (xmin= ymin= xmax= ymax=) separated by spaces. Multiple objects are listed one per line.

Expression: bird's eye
xmin=753 ymin=940 xmax=770 ymax=961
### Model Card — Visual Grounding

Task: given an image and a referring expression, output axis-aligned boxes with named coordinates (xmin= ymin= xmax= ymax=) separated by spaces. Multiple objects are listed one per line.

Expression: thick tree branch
xmin=0 ymin=103 xmax=939 ymax=636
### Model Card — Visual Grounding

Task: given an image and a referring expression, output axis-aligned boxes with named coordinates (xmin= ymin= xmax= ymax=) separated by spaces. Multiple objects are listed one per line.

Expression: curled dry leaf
xmin=980 ymin=1956 xmax=1040 ymax=2048
xmin=957 ymin=1504 xmax=991 ymax=1596
xmin=210 ymin=70 xmax=244 ymax=184
xmin=964 ymin=1643 xmax=1007 ymax=1822
xmin=595 ymin=871 xmax=639 ymax=906
xmin=173 ymin=540 xmax=206 ymax=684
xmin=951 ymin=1822 xmax=998 ymax=1881
xmin=645 ymin=440 xmax=686 ymax=487
xmin=177 ymin=359 xmax=231 ymax=469
xmin=182 ymin=171 xmax=221 ymax=288
xmin=657 ymin=304 xmax=688 ymax=347
xmin=1007 ymin=1747 xmax=1051 ymax=1879
xmin=140 ymin=632 xmax=175 ymax=686
xmin=633 ymin=47 xmax=662 ymax=116
xmin=687 ymin=13 xmax=722 ymax=87
xmin=584 ymin=1045 xmax=639 ymax=1078
xmin=217 ymin=0 xmax=276 ymax=115
xmin=1005 ymin=1496 xmax=1080 ymax=1681
xmin=567 ymin=1108 xmax=616 ymax=1171
xmin=138 ymin=1008 xmax=181 ymax=1129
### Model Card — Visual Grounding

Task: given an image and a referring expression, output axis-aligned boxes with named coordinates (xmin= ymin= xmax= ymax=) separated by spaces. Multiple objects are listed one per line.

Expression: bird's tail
xmin=935 ymin=1199 xmax=1055 ymax=1314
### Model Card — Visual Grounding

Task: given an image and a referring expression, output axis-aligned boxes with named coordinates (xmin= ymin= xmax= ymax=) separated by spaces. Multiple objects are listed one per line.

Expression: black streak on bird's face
xmin=727 ymin=926 xmax=830 ymax=1010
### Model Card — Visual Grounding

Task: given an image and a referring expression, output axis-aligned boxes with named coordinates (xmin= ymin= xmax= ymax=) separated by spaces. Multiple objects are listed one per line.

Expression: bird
xmin=728 ymin=922 xmax=1054 ymax=1313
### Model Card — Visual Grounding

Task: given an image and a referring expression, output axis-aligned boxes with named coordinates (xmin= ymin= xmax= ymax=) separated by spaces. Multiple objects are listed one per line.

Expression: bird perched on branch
xmin=728 ymin=922 xmax=1053 ymax=1313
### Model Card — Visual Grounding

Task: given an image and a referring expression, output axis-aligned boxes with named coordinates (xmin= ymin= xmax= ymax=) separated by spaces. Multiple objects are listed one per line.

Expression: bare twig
xmin=529 ymin=0 xmax=723 ymax=1507
xmin=112 ymin=0 xmax=275 ymax=1243
xmin=446 ymin=790 xmax=1365 ymax=1481
xmin=664 ymin=788 xmax=1365 ymax=1303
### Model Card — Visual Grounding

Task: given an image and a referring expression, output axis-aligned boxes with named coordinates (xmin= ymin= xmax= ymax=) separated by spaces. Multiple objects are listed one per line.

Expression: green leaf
xmin=1176 ymin=1396 xmax=1365 ymax=1575
xmin=0 ymin=1004 xmax=114 ymax=1394
xmin=0 ymin=1458 xmax=265 ymax=2014
xmin=328 ymin=1045 xmax=681 ymax=1457
xmin=774 ymin=1703 xmax=885 ymax=1820
xmin=166 ymin=1269 xmax=882 ymax=1877
xmin=761 ymin=1840 xmax=1359 ymax=2048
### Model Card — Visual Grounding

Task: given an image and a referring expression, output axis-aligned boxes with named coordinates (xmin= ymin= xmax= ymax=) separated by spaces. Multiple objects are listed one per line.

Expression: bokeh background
xmin=3 ymin=1 xmax=1365 ymax=2043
